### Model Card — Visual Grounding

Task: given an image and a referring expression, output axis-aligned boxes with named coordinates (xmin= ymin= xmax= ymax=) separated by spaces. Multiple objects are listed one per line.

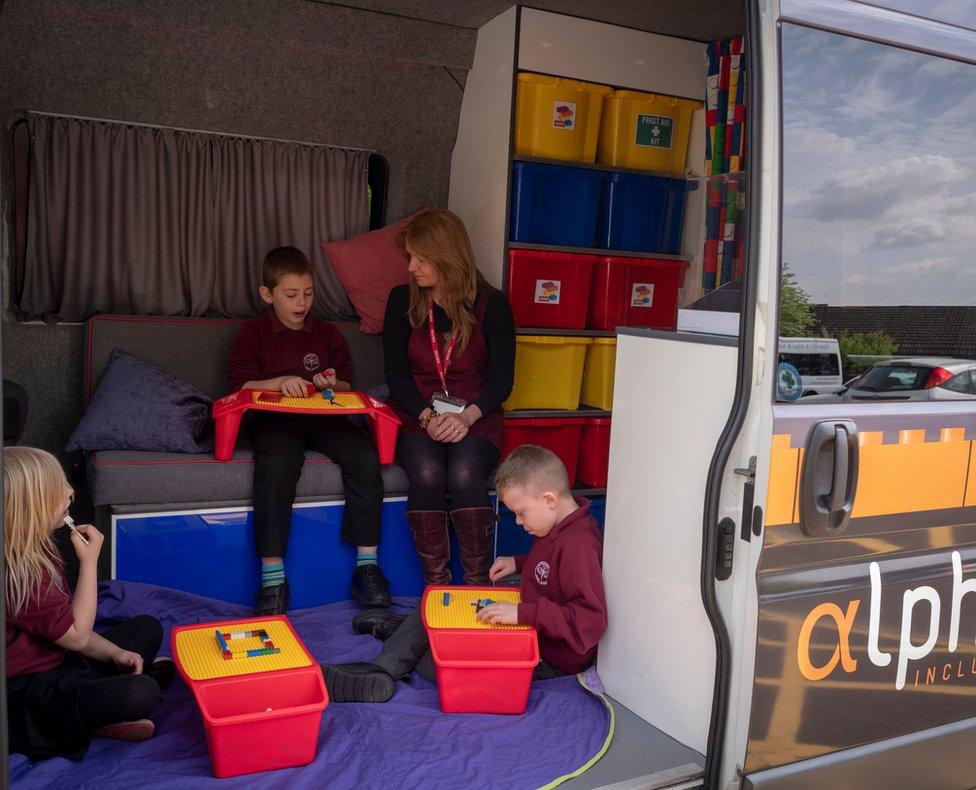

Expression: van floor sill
xmin=559 ymin=696 xmax=704 ymax=790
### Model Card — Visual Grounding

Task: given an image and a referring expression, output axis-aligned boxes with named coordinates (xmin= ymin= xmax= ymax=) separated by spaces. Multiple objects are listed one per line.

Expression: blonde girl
xmin=5 ymin=447 xmax=172 ymax=760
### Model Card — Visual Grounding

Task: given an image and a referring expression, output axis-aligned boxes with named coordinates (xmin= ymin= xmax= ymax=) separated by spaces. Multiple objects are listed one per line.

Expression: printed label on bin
xmin=635 ymin=114 xmax=674 ymax=148
xmin=535 ymin=279 xmax=561 ymax=304
xmin=552 ymin=101 xmax=577 ymax=129
xmin=631 ymin=283 xmax=654 ymax=307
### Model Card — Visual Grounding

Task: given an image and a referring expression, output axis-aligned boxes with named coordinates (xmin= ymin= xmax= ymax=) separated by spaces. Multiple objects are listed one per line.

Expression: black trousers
xmin=8 ymin=615 xmax=164 ymax=761
xmin=251 ymin=413 xmax=384 ymax=558
xmin=371 ymin=608 xmax=565 ymax=683
xmin=396 ymin=434 xmax=499 ymax=511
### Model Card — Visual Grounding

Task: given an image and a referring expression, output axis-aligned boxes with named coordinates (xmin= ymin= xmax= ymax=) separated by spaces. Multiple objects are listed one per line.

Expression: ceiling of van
xmin=313 ymin=1 xmax=745 ymax=42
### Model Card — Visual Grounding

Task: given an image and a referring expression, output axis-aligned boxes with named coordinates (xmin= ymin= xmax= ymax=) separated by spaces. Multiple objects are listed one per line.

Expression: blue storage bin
xmin=510 ymin=161 xmax=608 ymax=248
xmin=597 ymin=172 xmax=688 ymax=254
xmin=495 ymin=495 xmax=606 ymax=558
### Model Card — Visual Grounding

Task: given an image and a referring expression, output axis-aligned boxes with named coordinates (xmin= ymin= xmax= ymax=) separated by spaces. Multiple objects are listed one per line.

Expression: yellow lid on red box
xmin=424 ymin=588 xmax=531 ymax=630
xmin=174 ymin=618 xmax=312 ymax=681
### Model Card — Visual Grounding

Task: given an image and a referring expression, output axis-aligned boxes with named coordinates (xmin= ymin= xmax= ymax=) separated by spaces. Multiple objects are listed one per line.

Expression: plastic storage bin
xmin=172 ymin=616 xmax=328 ymax=779
xmin=510 ymin=161 xmax=608 ymax=247
xmin=514 ymin=73 xmax=612 ymax=162
xmin=589 ymin=256 xmax=688 ymax=331
xmin=507 ymin=249 xmax=597 ymax=329
xmin=422 ymin=586 xmax=539 ymax=714
xmin=196 ymin=669 xmax=327 ymax=778
xmin=503 ymin=336 xmax=593 ymax=410
xmin=577 ymin=418 xmax=612 ymax=488
xmin=598 ymin=90 xmax=702 ymax=174
xmin=580 ymin=338 xmax=617 ymax=410
xmin=502 ymin=417 xmax=586 ymax=480
xmin=597 ymin=173 xmax=688 ymax=254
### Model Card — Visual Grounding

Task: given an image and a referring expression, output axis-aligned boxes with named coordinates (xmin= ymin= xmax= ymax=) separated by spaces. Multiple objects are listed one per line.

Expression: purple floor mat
xmin=9 ymin=581 xmax=611 ymax=789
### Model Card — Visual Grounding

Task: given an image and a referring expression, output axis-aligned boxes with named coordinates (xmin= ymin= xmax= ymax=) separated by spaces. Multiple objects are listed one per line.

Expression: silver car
xmin=841 ymin=358 xmax=976 ymax=401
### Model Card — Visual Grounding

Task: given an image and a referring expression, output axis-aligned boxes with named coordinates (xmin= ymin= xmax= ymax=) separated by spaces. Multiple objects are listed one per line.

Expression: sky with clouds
xmin=781 ymin=22 xmax=976 ymax=306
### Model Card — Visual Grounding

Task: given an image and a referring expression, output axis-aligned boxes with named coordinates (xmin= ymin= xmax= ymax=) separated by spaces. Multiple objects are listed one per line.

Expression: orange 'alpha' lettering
xmin=797 ymin=600 xmax=861 ymax=681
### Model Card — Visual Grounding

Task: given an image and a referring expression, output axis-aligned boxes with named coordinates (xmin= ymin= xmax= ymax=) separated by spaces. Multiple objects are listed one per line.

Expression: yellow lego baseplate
xmin=424 ymin=588 xmax=531 ymax=630
xmin=174 ymin=618 xmax=312 ymax=681
xmin=253 ymin=391 xmax=366 ymax=410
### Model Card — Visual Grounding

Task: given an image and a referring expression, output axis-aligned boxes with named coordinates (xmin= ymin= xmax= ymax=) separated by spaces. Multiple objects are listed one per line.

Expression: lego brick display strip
xmin=254 ymin=390 xmax=366 ymax=410
xmin=175 ymin=619 xmax=311 ymax=680
xmin=424 ymin=588 xmax=531 ymax=630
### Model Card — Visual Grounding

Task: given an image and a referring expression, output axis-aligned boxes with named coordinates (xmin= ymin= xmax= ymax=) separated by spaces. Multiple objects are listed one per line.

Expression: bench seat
xmin=87 ymin=449 xmax=410 ymax=506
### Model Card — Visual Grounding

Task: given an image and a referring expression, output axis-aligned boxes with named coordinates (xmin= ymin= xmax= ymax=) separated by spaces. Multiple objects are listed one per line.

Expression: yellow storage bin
xmin=504 ymin=336 xmax=593 ymax=411
xmin=580 ymin=338 xmax=616 ymax=410
xmin=598 ymin=90 xmax=702 ymax=173
xmin=515 ymin=73 xmax=612 ymax=163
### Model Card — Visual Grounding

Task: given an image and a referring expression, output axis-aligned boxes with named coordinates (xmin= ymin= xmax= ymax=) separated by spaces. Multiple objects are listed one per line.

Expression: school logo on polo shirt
xmin=303 ymin=353 xmax=320 ymax=372
xmin=534 ymin=561 xmax=550 ymax=586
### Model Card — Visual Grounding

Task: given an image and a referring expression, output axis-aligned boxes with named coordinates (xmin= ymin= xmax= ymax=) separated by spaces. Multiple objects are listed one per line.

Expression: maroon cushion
xmin=322 ymin=210 xmax=426 ymax=334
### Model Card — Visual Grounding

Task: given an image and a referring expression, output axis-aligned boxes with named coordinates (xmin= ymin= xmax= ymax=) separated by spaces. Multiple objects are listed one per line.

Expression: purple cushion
xmin=67 ymin=349 xmax=213 ymax=454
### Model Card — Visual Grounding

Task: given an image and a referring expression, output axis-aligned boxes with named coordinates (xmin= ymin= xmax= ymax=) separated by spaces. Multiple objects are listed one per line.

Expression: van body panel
xmin=743 ymin=715 xmax=976 ymax=789
xmin=747 ymin=383 xmax=976 ymax=773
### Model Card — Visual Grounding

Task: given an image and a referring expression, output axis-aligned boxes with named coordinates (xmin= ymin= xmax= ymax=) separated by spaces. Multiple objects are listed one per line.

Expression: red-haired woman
xmin=382 ymin=209 xmax=515 ymax=586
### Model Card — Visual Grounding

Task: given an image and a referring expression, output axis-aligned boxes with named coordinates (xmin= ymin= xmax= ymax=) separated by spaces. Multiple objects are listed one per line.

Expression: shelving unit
xmin=509 ymin=241 xmax=693 ymax=262
xmin=515 ymin=327 xmax=615 ymax=338
xmin=504 ymin=407 xmax=611 ymax=419
xmin=513 ymin=153 xmax=700 ymax=183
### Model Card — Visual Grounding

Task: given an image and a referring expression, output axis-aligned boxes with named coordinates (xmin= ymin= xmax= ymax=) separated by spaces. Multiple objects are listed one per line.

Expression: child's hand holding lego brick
xmin=312 ymin=369 xmax=337 ymax=390
xmin=475 ymin=601 xmax=519 ymax=625
xmin=279 ymin=376 xmax=314 ymax=398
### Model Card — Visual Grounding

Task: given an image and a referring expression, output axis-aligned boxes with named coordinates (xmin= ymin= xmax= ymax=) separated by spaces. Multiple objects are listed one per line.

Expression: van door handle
xmin=800 ymin=419 xmax=858 ymax=537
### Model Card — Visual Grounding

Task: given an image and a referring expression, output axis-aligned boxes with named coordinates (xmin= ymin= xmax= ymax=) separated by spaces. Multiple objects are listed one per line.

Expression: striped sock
xmin=356 ymin=551 xmax=378 ymax=568
xmin=261 ymin=562 xmax=285 ymax=588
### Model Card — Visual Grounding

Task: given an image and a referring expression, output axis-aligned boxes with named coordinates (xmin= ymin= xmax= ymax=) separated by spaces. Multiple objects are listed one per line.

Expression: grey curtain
xmin=21 ymin=114 xmax=368 ymax=321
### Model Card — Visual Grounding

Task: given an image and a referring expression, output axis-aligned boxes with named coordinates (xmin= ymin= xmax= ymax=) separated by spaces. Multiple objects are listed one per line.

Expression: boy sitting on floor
xmin=320 ymin=444 xmax=607 ymax=702
xmin=228 ymin=246 xmax=391 ymax=615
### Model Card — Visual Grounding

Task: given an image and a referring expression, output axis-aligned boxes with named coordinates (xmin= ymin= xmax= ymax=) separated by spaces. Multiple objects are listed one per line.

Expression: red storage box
xmin=196 ymin=669 xmax=327 ymax=778
xmin=422 ymin=586 xmax=539 ymax=714
xmin=507 ymin=249 xmax=597 ymax=329
xmin=502 ymin=417 xmax=586 ymax=481
xmin=171 ymin=616 xmax=328 ymax=779
xmin=588 ymin=256 xmax=689 ymax=331
xmin=577 ymin=418 xmax=611 ymax=488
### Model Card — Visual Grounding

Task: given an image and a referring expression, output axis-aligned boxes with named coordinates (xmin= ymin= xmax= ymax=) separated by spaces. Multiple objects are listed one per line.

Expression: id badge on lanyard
xmin=428 ymin=298 xmax=467 ymax=414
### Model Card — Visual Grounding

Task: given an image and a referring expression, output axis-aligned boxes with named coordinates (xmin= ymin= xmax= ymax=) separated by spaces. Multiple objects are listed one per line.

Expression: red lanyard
xmin=428 ymin=297 xmax=458 ymax=396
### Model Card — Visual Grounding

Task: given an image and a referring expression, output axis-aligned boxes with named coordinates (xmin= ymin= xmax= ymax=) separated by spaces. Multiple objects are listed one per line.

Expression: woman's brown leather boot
xmin=406 ymin=510 xmax=452 ymax=585
xmin=451 ymin=507 xmax=496 ymax=585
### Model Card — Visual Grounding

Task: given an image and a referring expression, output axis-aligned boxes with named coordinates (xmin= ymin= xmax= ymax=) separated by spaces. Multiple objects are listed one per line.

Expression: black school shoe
xmin=352 ymin=609 xmax=407 ymax=642
xmin=350 ymin=564 xmax=391 ymax=608
xmin=254 ymin=580 xmax=290 ymax=616
xmin=320 ymin=662 xmax=395 ymax=703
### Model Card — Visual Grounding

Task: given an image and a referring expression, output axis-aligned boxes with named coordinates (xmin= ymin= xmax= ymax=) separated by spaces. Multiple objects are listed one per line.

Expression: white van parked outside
xmin=777 ymin=337 xmax=844 ymax=399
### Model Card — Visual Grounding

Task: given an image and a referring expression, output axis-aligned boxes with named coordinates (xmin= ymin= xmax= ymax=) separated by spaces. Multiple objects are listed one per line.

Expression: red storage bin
xmin=588 ymin=256 xmax=689 ymax=331
xmin=577 ymin=418 xmax=611 ymax=488
xmin=196 ymin=669 xmax=327 ymax=778
xmin=502 ymin=417 xmax=586 ymax=480
xmin=507 ymin=249 xmax=597 ymax=329
xmin=422 ymin=586 xmax=539 ymax=714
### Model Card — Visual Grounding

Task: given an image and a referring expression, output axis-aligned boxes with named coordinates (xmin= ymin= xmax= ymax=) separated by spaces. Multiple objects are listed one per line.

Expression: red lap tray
xmin=212 ymin=384 xmax=401 ymax=463
xmin=421 ymin=585 xmax=539 ymax=714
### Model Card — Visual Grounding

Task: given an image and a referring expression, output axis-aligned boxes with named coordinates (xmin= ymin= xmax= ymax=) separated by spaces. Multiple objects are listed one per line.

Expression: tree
xmin=779 ymin=264 xmax=815 ymax=337
xmin=838 ymin=330 xmax=899 ymax=376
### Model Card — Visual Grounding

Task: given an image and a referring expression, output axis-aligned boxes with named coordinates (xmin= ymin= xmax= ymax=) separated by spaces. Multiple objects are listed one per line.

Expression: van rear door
xmin=740 ymin=2 xmax=976 ymax=786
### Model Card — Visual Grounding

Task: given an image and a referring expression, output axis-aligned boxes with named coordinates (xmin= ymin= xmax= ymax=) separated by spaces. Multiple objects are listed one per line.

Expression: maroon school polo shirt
xmin=227 ymin=310 xmax=354 ymax=392
xmin=6 ymin=568 xmax=74 ymax=677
